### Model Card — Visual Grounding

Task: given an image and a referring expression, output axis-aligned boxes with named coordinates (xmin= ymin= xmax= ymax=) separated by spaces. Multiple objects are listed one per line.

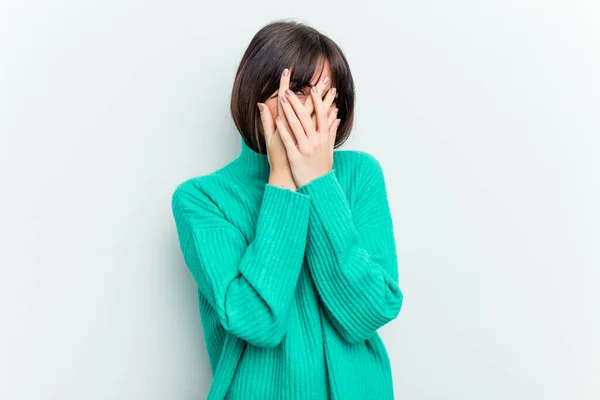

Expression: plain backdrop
xmin=1 ymin=1 xmax=598 ymax=399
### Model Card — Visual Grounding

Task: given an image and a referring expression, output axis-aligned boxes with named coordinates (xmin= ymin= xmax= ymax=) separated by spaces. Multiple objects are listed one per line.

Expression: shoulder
xmin=334 ymin=148 xmax=385 ymax=181
xmin=171 ymin=157 xmax=237 ymax=203
xmin=171 ymin=172 xmax=224 ymax=218
xmin=172 ymin=176 xmax=204 ymax=206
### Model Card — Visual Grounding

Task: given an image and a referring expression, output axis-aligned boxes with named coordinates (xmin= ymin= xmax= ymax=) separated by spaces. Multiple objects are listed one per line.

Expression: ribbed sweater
xmin=171 ymin=136 xmax=404 ymax=400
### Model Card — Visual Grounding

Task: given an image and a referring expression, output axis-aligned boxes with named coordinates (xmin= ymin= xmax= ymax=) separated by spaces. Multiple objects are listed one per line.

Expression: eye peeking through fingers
xmin=291 ymin=87 xmax=307 ymax=96
xmin=268 ymin=88 xmax=307 ymax=100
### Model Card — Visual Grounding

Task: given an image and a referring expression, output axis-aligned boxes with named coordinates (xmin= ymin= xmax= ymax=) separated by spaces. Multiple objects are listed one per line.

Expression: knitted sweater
xmin=171 ymin=136 xmax=404 ymax=400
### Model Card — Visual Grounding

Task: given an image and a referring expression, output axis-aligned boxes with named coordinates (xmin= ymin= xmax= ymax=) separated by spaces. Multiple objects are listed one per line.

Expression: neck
xmin=229 ymin=136 xmax=271 ymax=185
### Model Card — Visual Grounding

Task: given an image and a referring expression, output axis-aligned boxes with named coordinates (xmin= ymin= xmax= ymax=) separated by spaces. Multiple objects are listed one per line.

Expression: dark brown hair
xmin=230 ymin=19 xmax=355 ymax=154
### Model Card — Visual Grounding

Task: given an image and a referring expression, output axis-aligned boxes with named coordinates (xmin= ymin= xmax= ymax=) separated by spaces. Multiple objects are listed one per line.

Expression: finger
xmin=329 ymin=118 xmax=341 ymax=149
xmin=257 ymin=102 xmax=275 ymax=143
xmin=327 ymin=105 xmax=338 ymax=130
xmin=304 ymin=76 xmax=330 ymax=117
xmin=278 ymin=67 xmax=294 ymax=138
xmin=323 ymin=87 xmax=337 ymax=113
xmin=276 ymin=116 xmax=301 ymax=158
xmin=310 ymin=103 xmax=335 ymax=135
xmin=310 ymin=84 xmax=328 ymax=134
xmin=280 ymin=93 xmax=309 ymax=149
xmin=283 ymin=88 xmax=315 ymax=140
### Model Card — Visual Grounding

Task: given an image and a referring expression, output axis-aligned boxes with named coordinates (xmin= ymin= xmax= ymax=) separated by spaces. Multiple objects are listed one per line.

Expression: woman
xmin=171 ymin=20 xmax=404 ymax=400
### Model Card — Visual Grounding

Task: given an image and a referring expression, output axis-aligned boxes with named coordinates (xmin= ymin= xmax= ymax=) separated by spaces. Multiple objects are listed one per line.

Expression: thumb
xmin=257 ymin=103 xmax=275 ymax=143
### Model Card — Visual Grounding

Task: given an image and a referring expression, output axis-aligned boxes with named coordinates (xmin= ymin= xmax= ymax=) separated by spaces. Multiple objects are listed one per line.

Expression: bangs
xmin=289 ymin=50 xmax=327 ymax=91
xmin=260 ymin=37 xmax=335 ymax=100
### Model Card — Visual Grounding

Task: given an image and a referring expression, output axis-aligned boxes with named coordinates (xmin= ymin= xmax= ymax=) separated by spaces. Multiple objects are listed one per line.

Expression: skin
xmin=257 ymin=60 xmax=340 ymax=191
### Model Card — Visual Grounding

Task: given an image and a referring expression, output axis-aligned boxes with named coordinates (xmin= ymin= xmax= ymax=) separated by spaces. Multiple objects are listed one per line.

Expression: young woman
xmin=171 ymin=20 xmax=404 ymax=400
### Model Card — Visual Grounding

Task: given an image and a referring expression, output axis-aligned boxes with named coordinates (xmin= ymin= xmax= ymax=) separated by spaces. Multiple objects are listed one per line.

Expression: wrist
xmin=269 ymin=170 xmax=297 ymax=191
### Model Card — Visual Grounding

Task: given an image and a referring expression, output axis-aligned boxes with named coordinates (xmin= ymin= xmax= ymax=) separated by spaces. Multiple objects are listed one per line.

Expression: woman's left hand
xmin=276 ymin=84 xmax=342 ymax=188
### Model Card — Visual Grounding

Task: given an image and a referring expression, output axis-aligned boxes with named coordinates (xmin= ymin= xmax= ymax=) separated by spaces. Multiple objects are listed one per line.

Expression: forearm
xmin=298 ymin=168 xmax=403 ymax=343
xmin=174 ymin=182 xmax=311 ymax=347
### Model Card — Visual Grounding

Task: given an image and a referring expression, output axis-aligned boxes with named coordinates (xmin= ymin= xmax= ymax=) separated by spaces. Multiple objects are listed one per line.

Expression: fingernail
xmin=285 ymin=88 xmax=293 ymax=96
xmin=311 ymin=86 xmax=318 ymax=93
xmin=257 ymin=103 xmax=263 ymax=111
xmin=276 ymin=116 xmax=281 ymax=123
xmin=283 ymin=68 xmax=289 ymax=76
xmin=323 ymin=77 xmax=329 ymax=84
xmin=331 ymin=88 xmax=336 ymax=96
xmin=281 ymin=95 xmax=288 ymax=104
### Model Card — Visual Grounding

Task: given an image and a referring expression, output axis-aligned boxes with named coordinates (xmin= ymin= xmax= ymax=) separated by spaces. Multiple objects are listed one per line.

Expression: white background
xmin=1 ymin=1 xmax=598 ymax=399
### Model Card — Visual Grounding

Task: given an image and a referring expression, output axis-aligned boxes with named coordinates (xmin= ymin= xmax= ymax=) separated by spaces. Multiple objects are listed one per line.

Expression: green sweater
xmin=171 ymin=137 xmax=404 ymax=399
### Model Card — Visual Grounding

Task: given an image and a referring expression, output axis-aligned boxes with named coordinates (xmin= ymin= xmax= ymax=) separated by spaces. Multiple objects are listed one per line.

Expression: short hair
xmin=230 ymin=19 xmax=355 ymax=154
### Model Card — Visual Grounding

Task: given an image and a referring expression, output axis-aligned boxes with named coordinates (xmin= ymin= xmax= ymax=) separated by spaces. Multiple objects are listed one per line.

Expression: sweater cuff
xmin=258 ymin=183 xmax=311 ymax=232
xmin=296 ymin=169 xmax=356 ymax=243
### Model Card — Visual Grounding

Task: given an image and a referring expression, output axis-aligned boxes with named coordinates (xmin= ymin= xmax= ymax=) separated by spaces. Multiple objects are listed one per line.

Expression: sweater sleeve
xmin=296 ymin=153 xmax=403 ymax=343
xmin=171 ymin=180 xmax=311 ymax=348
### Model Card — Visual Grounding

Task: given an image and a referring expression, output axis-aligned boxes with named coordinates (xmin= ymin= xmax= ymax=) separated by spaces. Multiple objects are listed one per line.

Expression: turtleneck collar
xmin=229 ymin=136 xmax=271 ymax=184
